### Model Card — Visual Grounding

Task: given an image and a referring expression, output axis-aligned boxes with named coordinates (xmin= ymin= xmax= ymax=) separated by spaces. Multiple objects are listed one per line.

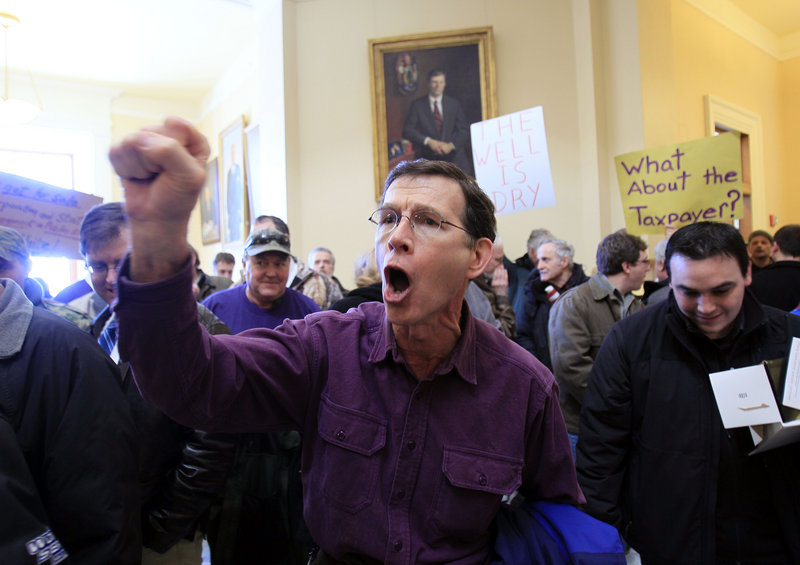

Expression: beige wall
xmin=282 ymin=0 xmax=639 ymax=285
xmin=107 ymin=0 xmax=800 ymax=289
xmin=107 ymin=1 xmax=644 ymax=286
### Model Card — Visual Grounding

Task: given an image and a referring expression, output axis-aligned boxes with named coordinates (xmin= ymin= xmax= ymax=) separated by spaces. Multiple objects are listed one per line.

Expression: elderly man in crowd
xmin=202 ymin=229 xmax=319 ymax=334
xmin=517 ymin=237 xmax=588 ymax=370
xmin=251 ymin=215 xmax=343 ymax=309
xmin=109 ymin=117 xmax=582 ymax=565
xmin=201 ymin=226 xmax=319 ymax=564
xmin=308 ymin=246 xmax=347 ymax=295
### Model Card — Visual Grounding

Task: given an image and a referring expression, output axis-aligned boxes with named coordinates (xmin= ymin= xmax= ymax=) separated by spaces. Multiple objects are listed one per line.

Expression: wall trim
xmin=683 ymin=0 xmax=796 ymax=61
xmin=704 ymin=94 xmax=765 ymax=229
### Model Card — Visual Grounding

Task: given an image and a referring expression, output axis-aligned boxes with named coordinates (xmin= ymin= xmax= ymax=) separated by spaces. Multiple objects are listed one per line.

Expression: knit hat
xmin=0 ymin=226 xmax=29 ymax=262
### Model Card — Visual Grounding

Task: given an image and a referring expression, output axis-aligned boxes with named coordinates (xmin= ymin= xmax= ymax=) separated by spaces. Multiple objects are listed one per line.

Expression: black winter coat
xmin=578 ymin=291 xmax=800 ymax=564
xmin=92 ymin=304 xmax=237 ymax=553
xmin=516 ymin=264 xmax=588 ymax=369
xmin=0 ymin=303 xmax=140 ymax=564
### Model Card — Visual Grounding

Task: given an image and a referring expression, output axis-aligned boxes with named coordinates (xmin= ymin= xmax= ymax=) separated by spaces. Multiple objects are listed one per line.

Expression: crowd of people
xmin=3 ymin=116 xmax=800 ymax=564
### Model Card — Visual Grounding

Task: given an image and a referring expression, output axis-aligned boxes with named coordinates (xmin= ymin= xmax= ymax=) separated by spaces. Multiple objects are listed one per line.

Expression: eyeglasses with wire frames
xmin=368 ymin=208 xmax=470 ymax=238
xmin=85 ymin=260 xmax=121 ymax=277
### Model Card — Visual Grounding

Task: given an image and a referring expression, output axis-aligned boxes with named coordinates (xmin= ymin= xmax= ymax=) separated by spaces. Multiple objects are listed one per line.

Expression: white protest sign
xmin=470 ymin=106 xmax=556 ymax=216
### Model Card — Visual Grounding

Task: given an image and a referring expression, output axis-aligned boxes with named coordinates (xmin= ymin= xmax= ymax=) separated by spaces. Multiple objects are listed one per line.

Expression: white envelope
xmin=709 ymin=365 xmax=783 ymax=429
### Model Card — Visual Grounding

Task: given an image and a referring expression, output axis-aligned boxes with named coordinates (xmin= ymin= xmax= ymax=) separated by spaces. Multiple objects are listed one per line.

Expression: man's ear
xmin=467 ymin=238 xmax=494 ymax=279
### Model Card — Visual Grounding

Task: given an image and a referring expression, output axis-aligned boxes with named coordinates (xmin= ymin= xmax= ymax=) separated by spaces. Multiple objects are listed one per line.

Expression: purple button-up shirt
xmin=117 ymin=258 xmax=583 ymax=564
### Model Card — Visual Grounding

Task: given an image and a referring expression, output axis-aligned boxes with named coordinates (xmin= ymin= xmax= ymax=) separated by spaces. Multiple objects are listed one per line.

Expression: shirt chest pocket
xmin=430 ymin=445 xmax=523 ymax=539
xmin=317 ymin=397 xmax=387 ymax=514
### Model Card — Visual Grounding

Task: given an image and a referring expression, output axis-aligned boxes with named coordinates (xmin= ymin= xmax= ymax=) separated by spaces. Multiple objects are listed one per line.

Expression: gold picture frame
xmin=219 ymin=116 xmax=248 ymax=244
xmin=200 ymin=158 xmax=221 ymax=244
xmin=368 ymin=27 xmax=497 ymax=200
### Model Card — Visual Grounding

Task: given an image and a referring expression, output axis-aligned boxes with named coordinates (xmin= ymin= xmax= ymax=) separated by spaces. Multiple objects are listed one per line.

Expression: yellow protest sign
xmin=614 ymin=132 xmax=742 ymax=235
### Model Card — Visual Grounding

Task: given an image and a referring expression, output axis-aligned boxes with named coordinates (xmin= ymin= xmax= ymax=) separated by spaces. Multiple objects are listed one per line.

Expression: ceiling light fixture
xmin=0 ymin=11 xmax=41 ymax=125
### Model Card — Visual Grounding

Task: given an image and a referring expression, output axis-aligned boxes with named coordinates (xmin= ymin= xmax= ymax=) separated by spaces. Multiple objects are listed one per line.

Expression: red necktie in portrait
xmin=433 ymin=101 xmax=443 ymax=138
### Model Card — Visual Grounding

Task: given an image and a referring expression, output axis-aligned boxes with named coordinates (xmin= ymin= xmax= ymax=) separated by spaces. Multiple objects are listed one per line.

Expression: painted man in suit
xmin=403 ymin=68 xmax=473 ymax=175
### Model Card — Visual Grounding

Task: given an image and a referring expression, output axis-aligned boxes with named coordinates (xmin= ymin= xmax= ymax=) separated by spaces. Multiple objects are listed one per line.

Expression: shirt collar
xmin=591 ymin=273 xmax=621 ymax=301
xmin=370 ymin=301 xmax=477 ymax=385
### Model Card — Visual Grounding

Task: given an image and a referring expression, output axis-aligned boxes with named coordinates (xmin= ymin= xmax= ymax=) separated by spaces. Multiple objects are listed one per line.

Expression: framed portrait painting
xmin=368 ymin=27 xmax=497 ymax=200
xmin=244 ymin=123 xmax=262 ymax=221
xmin=200 ymin=158 xmax=221 ymax=244
xmin=219 ymin=116 xmax=248 ymax=244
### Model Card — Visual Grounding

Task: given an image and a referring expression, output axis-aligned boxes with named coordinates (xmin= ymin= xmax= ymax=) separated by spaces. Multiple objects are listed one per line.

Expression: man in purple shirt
xmin=202 ymin=228 xmax=319 ymax=334
xmin=200 ymin=227 xmax=318 ymax=563
xmin=110 ymin=117 xmax=583 ymax=564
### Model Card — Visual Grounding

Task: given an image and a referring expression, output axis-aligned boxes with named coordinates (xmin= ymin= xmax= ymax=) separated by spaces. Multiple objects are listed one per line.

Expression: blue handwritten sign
xmin=0 ymin=172 xmax=102 ymax=259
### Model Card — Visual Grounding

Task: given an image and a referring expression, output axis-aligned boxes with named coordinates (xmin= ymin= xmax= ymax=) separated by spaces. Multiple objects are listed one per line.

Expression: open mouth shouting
xmin=384 ymin=265 xmax=411 ymax=303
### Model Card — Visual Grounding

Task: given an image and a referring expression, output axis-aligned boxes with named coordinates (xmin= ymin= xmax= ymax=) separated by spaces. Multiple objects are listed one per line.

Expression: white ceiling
xmin=1 ymin=0 xmax=799 ymax=105
xmin=1 ymin=0 xmax=258 ymax=102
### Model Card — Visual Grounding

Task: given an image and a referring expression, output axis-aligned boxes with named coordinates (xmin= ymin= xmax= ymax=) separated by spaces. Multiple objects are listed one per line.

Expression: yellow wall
xmin=780 ymin=56 xmax=800 ymax=223
xmin=638 ymin=0 xmax=799 ymax=232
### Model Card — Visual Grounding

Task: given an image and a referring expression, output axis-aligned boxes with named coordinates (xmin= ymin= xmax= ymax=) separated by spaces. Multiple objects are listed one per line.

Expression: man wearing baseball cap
xmin=202 ymin=228 xmax=320 ymax=335
xmin=199 ymin=227 xmax=320 ymax=563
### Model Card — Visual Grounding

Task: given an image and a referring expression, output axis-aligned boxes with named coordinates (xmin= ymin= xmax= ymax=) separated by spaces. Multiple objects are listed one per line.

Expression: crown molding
xmin=683 ymin=0 xmax=797 ymax=61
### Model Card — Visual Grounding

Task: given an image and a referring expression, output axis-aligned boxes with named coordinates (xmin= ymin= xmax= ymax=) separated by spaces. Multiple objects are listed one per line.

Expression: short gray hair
xmin=308 ymin=246 xmax=334 ymax=266
xmin=654 ymin=238 xmax=668 ymax=265
xmin=537 ymin=237 xmax=574 ymax=269
xmin=526 ymin=228 xmax=554 ymax=251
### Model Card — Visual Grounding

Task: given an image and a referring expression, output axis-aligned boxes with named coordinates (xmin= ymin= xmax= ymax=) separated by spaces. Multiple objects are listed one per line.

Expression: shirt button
xmin=336 ymin=429 xmax=346 ymax=441
xmin=478 ymin=473 xmax=488 ymax=486
xmin=394 ymin=541 xmax=403 ymax=552
xmin=407 ymin=441 xmax=416 ymax=451
xmin=396 ymin=490 xmax=405 ymax=500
